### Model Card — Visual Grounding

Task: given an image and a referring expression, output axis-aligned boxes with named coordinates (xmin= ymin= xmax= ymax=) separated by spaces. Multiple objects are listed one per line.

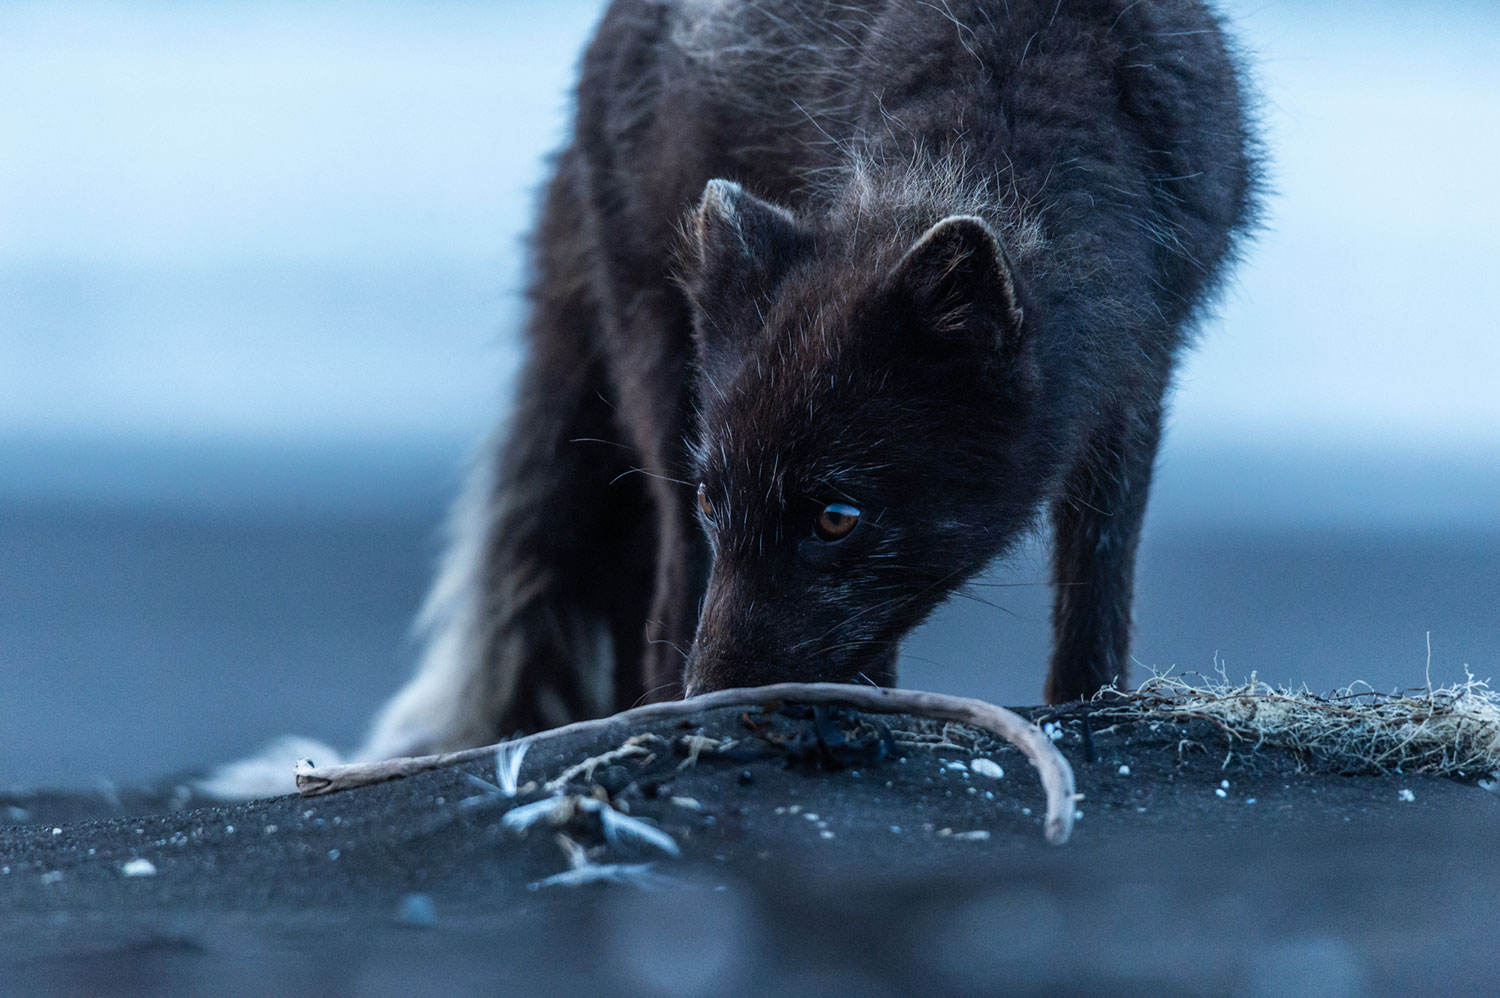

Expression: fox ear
xmin=889 ymin=215 xmax=1025 ymax=352
xmin=686 ymin=179 xmax=810 ymax=344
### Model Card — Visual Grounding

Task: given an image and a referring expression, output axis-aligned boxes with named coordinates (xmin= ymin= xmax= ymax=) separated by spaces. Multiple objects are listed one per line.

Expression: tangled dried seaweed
xmin=1093 ymin=671 xmax=1500 ymax=778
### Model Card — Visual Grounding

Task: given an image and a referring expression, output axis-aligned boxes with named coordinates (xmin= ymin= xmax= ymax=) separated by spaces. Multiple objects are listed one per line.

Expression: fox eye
xmin=813 ymin=503 xmax=860 ymax=542
xmin=697 ymin=483 xmax=715 ymax=520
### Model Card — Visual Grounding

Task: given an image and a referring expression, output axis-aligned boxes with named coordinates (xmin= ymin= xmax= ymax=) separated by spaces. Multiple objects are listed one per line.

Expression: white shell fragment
xmin=971 ymin=759 xmax=1005 ymax=780
xmin=1398 ymin=788 xmax=1416 ymax=802
xmin=121 ymin=858 xmax=157 ymax=877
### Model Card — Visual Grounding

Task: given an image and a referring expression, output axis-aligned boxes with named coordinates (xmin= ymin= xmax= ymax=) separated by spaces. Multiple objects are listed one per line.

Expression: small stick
xmin=295 ymin=683 xmax=1078 ymax=845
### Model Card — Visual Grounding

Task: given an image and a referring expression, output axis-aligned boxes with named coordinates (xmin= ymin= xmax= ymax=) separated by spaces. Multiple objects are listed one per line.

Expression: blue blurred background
xmin=2 ymin=1 xmax=1496 ymax=788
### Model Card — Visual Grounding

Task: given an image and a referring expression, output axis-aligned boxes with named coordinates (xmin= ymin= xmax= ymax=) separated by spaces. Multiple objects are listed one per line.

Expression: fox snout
xmin=682 ymin=581 xmax=770 ymax=697
xmin=683 ymin=577 xmax=896 ymax=698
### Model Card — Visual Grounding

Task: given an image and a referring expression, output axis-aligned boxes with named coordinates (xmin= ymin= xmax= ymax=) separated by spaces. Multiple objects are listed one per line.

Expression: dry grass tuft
xmin=1097 ymin=670 xmax=1500 ymax=777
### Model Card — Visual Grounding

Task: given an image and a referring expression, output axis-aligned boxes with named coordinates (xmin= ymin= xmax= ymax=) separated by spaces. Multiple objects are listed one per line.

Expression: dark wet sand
xmin=3 ymin=703 xmax=1497 ymax=997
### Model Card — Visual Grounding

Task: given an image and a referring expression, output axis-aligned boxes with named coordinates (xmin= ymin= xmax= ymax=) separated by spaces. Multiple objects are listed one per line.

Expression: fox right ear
xmin=889 ymin=215 xmax=1026 ymax=355
xmin=685 ymin=179 xmax=811 ymax=342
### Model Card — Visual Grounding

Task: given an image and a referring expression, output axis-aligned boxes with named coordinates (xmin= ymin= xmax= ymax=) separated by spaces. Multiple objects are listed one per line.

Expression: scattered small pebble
xmin=1220 ymin=780 xmax=1230 ymax=790
xmin=946 ymin=761 xmax=968 ymax=772
xmin=802 ymin=813 xmax=820 ymax=822
xmin=51 ymin=828 xmax=62 ymax=837
xmin=819 ymin=830 xmax=835 ymax=840
xmin=670 ymin=797 xmax=704 ymax=811
xmin=948 ymin=830 xmax=990 ymax=842
xmin=1215 ymin=788 xmax=1227 ymax=799
xmin=966 ymin=787 xmax=977 ymax=795
xmin=396 ymin=892 xmax=438 ymax=928
xmin=1043 ymin=723 xmax=1062 ymax=742
xmin=1073 ymin=810 xmax=1084 ymax=821
xmin=1398 ymin=789 xmax=1415 ymax=803
xmin=788 ymin=805 xmax=801 ymax=815
xmin=1118 ymin=765 xmax=1131 ymax=776
xmin=971 ymin=759 xmax=1004 ymax=780
xmin=327 ymin=849 xmax=341 ymax=861
xmin=774 ymin=807 xmax=786 ymax=815
xmin=889 ymin=825 xmax=903 ymax=834
xmin=120 ymin=858 xmax=157 ymax=878
xmin=225 ymin=825 xmax=235 ymax=835
xmin=40 ymin=871 xmax=64 ymax=885
xmin=1021 ymin=808 xmax=1032 ymax=817
xmin=1246 ymin=798 xmax=1257 ymax=805
xmin=2 ymin=866 xmax=9 ymax=875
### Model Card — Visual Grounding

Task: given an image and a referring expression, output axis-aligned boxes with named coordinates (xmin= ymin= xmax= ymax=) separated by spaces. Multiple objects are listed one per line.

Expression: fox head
xmin=678 ymin=178 xmax=1046 ymax=695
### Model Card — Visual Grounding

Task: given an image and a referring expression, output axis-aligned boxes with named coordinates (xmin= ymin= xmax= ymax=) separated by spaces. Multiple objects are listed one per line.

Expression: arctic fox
xmin=209 ymin=0 xmax=1258 ymax=790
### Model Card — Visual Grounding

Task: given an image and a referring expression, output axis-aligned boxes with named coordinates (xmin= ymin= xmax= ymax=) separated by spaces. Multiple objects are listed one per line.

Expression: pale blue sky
xmin=1 ymin=1 xmax=1496 ymax=465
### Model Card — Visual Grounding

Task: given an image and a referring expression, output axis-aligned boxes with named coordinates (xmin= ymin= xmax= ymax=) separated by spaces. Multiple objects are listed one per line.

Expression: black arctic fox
xmin=363 ymin=0 xmax=1259 ymax=758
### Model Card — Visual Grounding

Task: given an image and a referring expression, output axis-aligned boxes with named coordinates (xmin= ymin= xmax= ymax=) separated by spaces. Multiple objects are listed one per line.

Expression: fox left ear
xmin=685 ymin=179 xmax=812 ymax=387
xmin=687 ymin=179 xmax=810 ymax=324
xmin=889 ymin=215 xmax=1025 ymax=352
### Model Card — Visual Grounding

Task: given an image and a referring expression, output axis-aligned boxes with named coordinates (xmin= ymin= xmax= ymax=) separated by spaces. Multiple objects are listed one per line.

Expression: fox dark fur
xmin=362 ymin=0 xmax=1259 ymax=758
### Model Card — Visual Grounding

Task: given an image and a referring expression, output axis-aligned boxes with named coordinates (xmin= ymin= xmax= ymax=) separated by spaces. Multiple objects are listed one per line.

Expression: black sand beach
xmin=4 ymin=701 xmax=1497 ymax=996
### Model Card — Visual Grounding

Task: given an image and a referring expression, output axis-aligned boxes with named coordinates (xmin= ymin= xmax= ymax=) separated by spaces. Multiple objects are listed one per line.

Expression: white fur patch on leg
xmin=357 ymin=435 xmax=498 ymax=761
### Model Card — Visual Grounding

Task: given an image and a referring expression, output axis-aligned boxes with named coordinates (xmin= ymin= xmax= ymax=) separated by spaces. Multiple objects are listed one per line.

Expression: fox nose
xmin=680 ymin=657 xmax=702 ymax=699
xmin=682 ymin=630 xmax=763 ymax=698
xmin=681 ymin=644 xmax=709 ymax=699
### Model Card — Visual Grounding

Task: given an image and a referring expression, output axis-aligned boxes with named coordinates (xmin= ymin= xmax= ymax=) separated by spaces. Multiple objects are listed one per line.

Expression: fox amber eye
xmin=697 ymin=483 xmax=715 ymax=519
xmin=813 ymin=503 xmax=860 ymax=542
